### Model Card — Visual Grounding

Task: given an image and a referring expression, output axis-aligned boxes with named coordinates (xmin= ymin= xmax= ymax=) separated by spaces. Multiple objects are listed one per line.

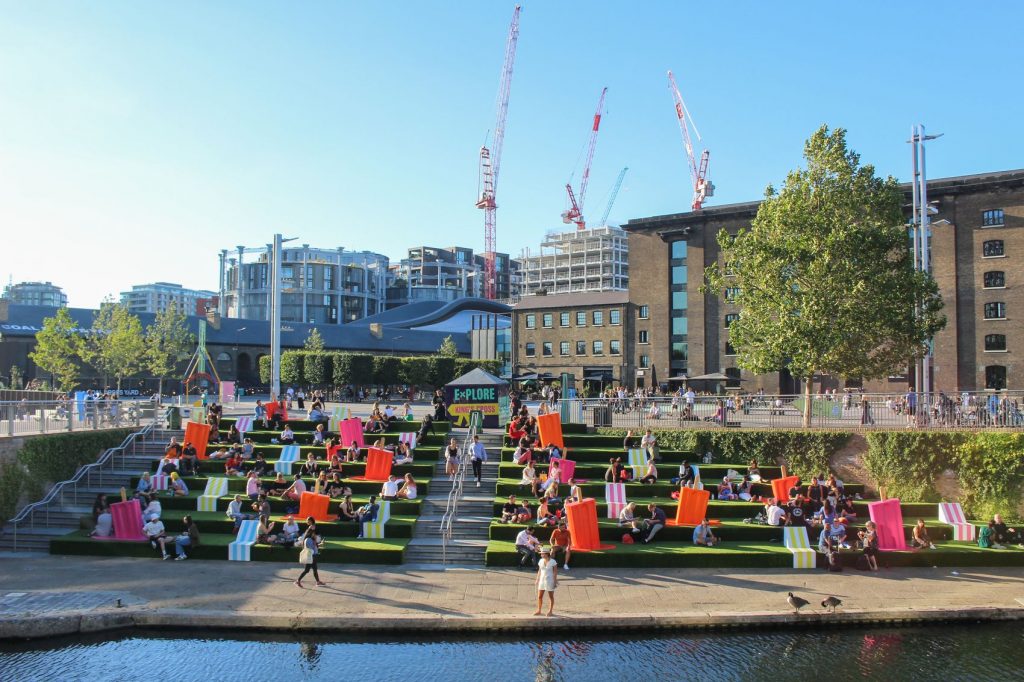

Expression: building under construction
xmin=516 ymin=225 xmax=629 ymax=299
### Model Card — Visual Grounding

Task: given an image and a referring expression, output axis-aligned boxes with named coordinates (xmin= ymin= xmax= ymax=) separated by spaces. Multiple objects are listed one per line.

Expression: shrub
xmin=862 ymin=432 xmax=963 ymax=504
xmin=955 ymin=433 xmax=1024 ymax=521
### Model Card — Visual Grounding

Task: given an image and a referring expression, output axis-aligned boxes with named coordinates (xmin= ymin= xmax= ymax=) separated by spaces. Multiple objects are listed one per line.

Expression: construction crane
xmin=598 ymin=166 xmax=628 ymax=227
xmin=475 ymin=5 xmax=521 ymax=300
xmin=667 ymin=70 xmax=713 ymax=210
xmin=562 ymin=87 xmax=608 ymax=230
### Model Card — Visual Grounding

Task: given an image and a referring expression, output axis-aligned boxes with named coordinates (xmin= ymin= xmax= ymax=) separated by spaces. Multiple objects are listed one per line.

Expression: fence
xmin=538 ymin=392 xmax=1024 ymax=431
xmin=0 ymin=399 xmax=163 ymax=438
xmin=5 ymin=424 xmax=157 ymax=552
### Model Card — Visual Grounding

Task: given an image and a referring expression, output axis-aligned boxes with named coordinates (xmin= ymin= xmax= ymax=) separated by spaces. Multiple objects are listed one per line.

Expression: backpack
xmin=621 ymin=534 xmax=634 ymax=544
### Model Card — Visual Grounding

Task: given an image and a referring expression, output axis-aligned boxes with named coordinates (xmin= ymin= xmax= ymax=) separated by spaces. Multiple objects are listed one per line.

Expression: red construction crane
xmin=562 ymin=87 xmax=608 ymax=230
xmin=667 ymin=70 xmax=713 ymax=210
xmin=476 ymin=5 xmax=521 ymax=300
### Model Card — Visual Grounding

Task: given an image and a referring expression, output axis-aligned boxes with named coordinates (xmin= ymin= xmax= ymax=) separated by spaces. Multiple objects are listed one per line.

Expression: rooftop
xmin=512 ymin=291 xmax=630 ymax=310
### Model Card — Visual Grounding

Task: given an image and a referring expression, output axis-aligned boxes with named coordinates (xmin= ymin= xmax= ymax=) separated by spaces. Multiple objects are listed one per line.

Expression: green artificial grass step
xmin=108 ymin=489 xmax=422 ymax=515
xmin=133 ymin=475 xmax=430 ymax=497
xmin=51 ymin=530 xmax=407 ymax=564
xmin=493 ymin=478 xmax=865 ymax=499
xmin=186 ymin=461 xmax=436 ymax=479
xmin=497 ymin=462 xmax=784 ymax=480
xmin=220 ymin=417 xmax=450 ymax=433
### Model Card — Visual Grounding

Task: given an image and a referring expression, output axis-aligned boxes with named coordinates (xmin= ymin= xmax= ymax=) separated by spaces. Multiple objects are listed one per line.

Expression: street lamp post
xmin=910 ymin=124 xmax=942 ymax=409
xmin=270 ymin=233 xmax=297 ymax=401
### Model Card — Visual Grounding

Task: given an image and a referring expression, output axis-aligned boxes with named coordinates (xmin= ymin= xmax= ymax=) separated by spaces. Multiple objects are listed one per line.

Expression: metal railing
xmin=0 ymin=399 xmax=162 ymax=438
xmin=531 ymin=392 xmax=1024 ymax=431
xmin=440 ymin=418 xmax=480 ymax=565
xmin=5 ymin=424 xmax=157 ymax=552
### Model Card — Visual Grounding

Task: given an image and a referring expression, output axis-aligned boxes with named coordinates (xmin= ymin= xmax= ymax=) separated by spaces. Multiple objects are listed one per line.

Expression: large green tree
xmin=146 ymin=302 xmax=194 ymax=399
xmin=29 ymin=307 xmax=83 ymax=392
xmin=703 ymin=125 xmax=945 ymax=426
xmin=81 ymin=300 xmax=148 ymax=393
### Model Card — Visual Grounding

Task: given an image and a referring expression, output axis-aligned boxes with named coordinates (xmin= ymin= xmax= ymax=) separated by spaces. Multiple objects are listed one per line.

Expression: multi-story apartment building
xmin=516 ymin=226 xmax=629 ymax=299
xmin=1 ymin=281 xmax=67 ymax=308
xmin=624 ymin=168 xmax=1024 ymax=393
xmin=511 ymin=291 xmax=633 ymax=390
xmin=387 ymin=245 xmax=517 ymax=308
xmin=220 ymin=245 xmax=389 ymax=324
xmin=120 ymin=282 xmax=217 ymax=315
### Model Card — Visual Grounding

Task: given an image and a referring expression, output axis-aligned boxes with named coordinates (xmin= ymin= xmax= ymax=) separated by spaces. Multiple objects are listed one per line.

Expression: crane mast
xmin=667 ymin=70 xmax=713 ymax=210
xmin=562 ymin=87 xmax=607 ymax=230
xmin=599 ymin=166 xmax=628 ymax=227
xmin=476 ymin=5 xmax=521 ymax=299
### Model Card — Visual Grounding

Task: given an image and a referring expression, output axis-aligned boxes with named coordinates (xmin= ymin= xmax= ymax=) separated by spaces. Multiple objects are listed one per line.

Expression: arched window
xmin=985 ymin=366 xmax=1007 ymax=390
xmin=983 ymin=240 xmax=1005 ymax=257
xmin=216 ymin=352 xmax=231 ymax=363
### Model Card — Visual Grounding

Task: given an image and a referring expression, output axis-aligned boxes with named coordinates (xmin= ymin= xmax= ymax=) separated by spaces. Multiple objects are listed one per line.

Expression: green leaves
xmin=703 ymin=124 xmax=946 ymax=392
xmin=81 ymin=300 xmax=148 ymax=391
xmin=29 ymin=307 xmax=82 ymax=392
xmin=438 ymin=335 xmax=459 ymax=358
xmin=303 ymin=329 xmax=325 ymax=352
xmin=146 ymin=302 xmax=194 ymax=381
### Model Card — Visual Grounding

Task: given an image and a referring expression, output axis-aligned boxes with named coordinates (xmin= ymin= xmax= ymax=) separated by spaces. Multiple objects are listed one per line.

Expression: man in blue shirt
xmin=470 ymin=435 xmax=488 ymax=488
xmin=693 ymin=519 xmax=718 ymax=546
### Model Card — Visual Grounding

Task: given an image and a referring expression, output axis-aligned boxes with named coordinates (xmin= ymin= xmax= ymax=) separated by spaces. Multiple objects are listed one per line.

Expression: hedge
xmin=258 ymin=351 xmax=502 ymax=390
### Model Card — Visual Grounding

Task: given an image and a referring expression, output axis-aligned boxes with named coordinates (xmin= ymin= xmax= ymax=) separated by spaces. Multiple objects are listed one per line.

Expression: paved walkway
xmin=1 ymin=555 xmax=1022 ymax=638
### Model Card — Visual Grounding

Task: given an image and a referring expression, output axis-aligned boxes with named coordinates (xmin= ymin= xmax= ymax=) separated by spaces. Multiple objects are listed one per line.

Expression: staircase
xmin=0 ymin=429 xmax=180 ymax=553
xmin=404 ymin=431 xmax=503 ymax=567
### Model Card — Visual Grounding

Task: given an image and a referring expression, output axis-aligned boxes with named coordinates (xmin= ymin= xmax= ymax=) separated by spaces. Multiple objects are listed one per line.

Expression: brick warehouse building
xmin=623 ymin=168 xmax=1024 ymax=394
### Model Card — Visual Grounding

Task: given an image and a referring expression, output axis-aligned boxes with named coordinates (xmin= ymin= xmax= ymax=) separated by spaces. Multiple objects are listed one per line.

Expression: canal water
xmin=1 ymin=622 xmax=1021 ymax=681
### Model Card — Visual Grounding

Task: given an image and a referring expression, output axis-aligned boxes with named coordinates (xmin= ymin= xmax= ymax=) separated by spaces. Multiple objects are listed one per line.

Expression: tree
xmin=438 ymin=335 xmax=459 ymax=358
xmin=373 ymin=356 xmax=401 ymax=386
xmin=304 ymin=328 xmax=325 ymax=352
xmin=29 ymin=307 xmax=82 ymax=392
xmin=81 ymin=301 xmax=148 ymax=393
xmin=350 ymin=354 xmax=375 ymax=385
xmin=703 ymin=125 xmax=945 ymax=427
xmin=332 ymin=353 xmax=353 ymax=386
xmin=280 ymin=351 xmax=304 ymax=386
xmin=9 ymin=364 xmax=23 ymax=390
xmin=146 ymin=302 xmax=194 ymax=399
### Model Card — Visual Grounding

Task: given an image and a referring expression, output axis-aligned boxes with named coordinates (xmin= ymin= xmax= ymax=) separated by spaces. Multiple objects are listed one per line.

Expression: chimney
xmin=369 ymin=323 xmax=383 ymax=339
xmin=205 ymin=308 xmax=222 ymax=330
xmin=0 ymin=299 xmax=8 ymax=322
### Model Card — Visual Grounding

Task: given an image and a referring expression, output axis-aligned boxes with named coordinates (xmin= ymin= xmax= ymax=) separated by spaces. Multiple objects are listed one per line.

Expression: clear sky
xmin=2 ymin=1 xmax=1022 ymax=308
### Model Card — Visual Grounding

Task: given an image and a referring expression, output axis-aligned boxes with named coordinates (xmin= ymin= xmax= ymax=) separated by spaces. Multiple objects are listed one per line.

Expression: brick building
xmin=511 ymin=292 xmax=634 ymax=389
xmin=624 ymin=168 xmax=1024 ymax=393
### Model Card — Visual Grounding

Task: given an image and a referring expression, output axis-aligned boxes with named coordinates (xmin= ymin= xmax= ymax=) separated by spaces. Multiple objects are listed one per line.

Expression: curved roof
xmin=349 ymin=297 xmax=511 ymax=330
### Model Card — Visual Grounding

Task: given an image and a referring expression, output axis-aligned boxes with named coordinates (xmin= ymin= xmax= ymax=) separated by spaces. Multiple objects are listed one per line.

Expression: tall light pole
xmin=910 ymin=125 xmax=942 ymax=403
xmin=270 ymin=233 xmax=297 ymax=400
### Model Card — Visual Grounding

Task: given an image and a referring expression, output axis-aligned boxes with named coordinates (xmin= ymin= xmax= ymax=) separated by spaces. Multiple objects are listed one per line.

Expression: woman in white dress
xmin=533 ymin=548 xmax=559 ymax=616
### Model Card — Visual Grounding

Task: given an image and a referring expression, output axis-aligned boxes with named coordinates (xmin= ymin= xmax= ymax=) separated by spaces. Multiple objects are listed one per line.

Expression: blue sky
xmin=1 ymin=1 xmax=1021 ymax=308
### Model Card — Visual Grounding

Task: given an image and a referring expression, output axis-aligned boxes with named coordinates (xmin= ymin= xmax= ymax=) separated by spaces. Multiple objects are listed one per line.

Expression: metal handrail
xmin=5 ymin=423 xmax=158 ymax=551
xmin=440 ymin=421 xmax=478 ymax=565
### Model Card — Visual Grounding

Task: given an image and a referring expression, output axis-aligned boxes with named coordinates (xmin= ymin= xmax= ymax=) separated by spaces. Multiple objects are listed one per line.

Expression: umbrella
xmin=650 ymin=364 xmax=658 ymax=389
xmin=688 ymin=372 xmax=731 ymax=381
xmin=668 ymin=375 xmax=689 ymax=381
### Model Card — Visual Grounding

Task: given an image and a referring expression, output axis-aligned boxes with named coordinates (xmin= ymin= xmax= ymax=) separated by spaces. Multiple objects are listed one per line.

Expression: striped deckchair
xmin=938 ymin=502 xmax=976 ymax=541
xmin=151 ymin=475 xmax=169 ymax=491
xmin=626 ymin=448 xmax=647 ymax=478
xmin=605 ymin=483 xmax=627 ymax=519
xmin=228 ymin=519 xmax=260 ymax=561
xmin=197 ymin=477 xmax=228 ymax=511
xmin=783 ymin=526 xmax=816 ymax=569
xmin=328 ymin=407 xmax=351 ymax=432
xmin=398 ymin=431 xmax=418 ymax=450
xmin=361 ymin=501 xmax=392 ymax=539
xmin=234 ymin=417 xmax=253 ymax=436
xmin=274 ymin=445 xmax=301 ymax=474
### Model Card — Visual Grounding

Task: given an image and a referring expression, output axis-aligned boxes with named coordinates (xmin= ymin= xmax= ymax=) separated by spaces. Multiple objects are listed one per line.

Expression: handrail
xmin=5 ymin=422 xmax=158 ymax=552
xmin=440 ymin=421 xmax=478 ymax=565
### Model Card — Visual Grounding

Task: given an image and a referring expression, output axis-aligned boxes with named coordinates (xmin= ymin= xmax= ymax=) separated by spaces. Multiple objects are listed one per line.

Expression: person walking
xmin=295 ymin=528 xmax=325 ymax=588
xmin=470 ymin=434 xmax=488 ymax=488
xmin=533 ymin=548 xmax=559 ymax=616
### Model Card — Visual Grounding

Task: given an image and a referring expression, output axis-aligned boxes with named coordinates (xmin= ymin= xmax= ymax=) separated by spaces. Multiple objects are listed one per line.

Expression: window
xmin=672 ymin=265 xmax=687 ymax=284
xmin=638 ymin=305 xmax=649 ymax=319
xmin=984 ymin=271 xmax=1005 ymax=289
xmin=985 ymin=365 xmax=1007 ymax=390
xmin=985 ymin=334 xmax=1007 ymax=352
xmin=638 ymin=330 xmax=649 ymax=344
xmin=576 ymin=311 xmax=587 ymax=326
xmin=576 ymin=341 xmax=586 ymax=355
xmin=983 ymin=240 xmax=1005 ymax=257
xmin=725 ymin=313 xmax=740 ymax=328
xmin=639 ymin=354 xmax=649 ymax=368
xmin=609 ymin=309 xmax=621 ymax=325
xmin=672 ymin=317 xmax=688 ymax=336
xmin=725 ymin=287 xmax=741 ymax=302
xmin=672 ymin=342 xmax=688 ymax=363
xmin=982 ymin=209 xmax=1005 ymax=227
xmin=525 ymin=342 xmax=536 ymax=357
xmin=542 ymin=313 xmax=553 ymax=328
xmin=671 ymin=241 xmax=688 ymax=259
xmin=542 ymin=342 xmax=553 ymax=357
xmin=984 ymin=302 xmax=1006 ymax=320
xmin=592 ymin=340 xmax=604 ymax=355
xmin=672 ymin=291 xmax=688 ymax=310
xmin=559 ymin=341 xmax=570 ymax=356
xmin=560 ymin=312 xmax=570 ymax=327
xmin=593 ymin=310 xmax=604 ymax=326
xmin=725 ymin=367 xmax=742 ymax=388
xmin=725 ymin=341 xmax=737 ymax=356
xmin=525 ymin=314 xmax=536 ymax=329
xmin=610 ymin=340 xmax=621 ymax=355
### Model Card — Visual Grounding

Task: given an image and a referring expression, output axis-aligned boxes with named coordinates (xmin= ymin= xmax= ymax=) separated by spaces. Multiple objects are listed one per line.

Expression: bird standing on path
xmin=822 ymin=596 xmax=843 ymax=613
xmin=787 ymin=592 xmax=809 ymax=614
